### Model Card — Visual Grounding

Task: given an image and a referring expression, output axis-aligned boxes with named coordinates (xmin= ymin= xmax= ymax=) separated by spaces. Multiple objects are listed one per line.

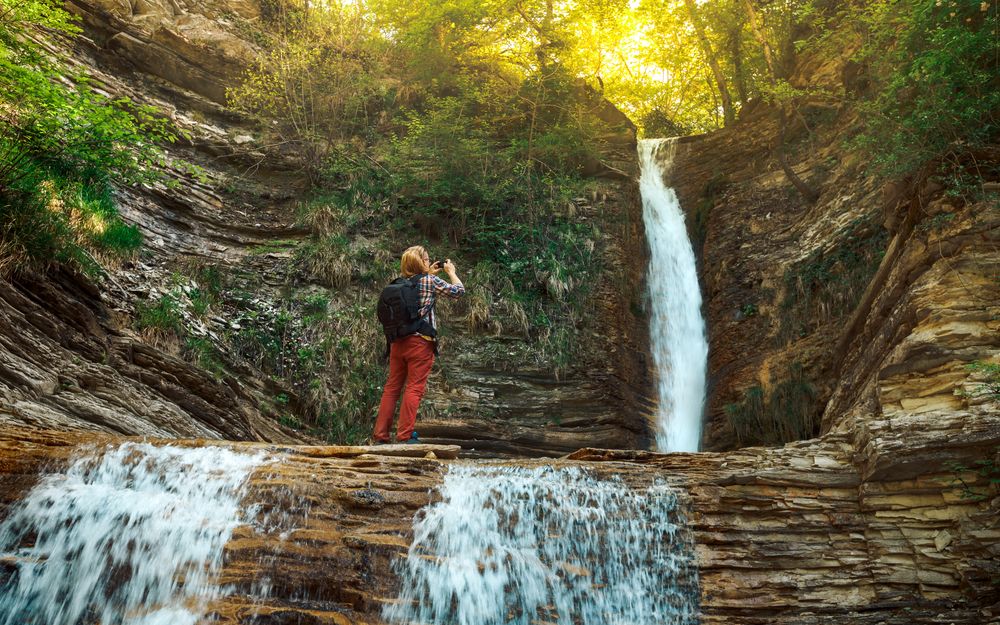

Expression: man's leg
xmin=395 ymin=338 xmax=435 ymax=441
xmin=373 ymin=342 xmax=407 ymax=442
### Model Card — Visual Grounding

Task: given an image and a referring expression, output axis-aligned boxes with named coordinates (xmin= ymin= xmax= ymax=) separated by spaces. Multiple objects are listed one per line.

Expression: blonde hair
xmin=400 ymin=245 xmax=428 ymax=277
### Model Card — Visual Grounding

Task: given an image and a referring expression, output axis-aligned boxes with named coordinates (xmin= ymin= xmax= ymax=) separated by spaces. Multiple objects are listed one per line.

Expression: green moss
xmin=184 ymin=337 xmax=225 ymax=378
xmin=692 ymin=173 xmax=727 ymax=257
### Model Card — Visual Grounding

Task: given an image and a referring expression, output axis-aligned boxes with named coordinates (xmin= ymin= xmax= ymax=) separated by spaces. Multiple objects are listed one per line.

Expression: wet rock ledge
xmin=1 ymin=428 xmax=996 ymax=625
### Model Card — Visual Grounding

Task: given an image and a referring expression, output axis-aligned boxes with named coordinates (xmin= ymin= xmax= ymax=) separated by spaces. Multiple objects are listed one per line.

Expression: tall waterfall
xmin=0 ymin=443 xmax=267 ymax=625
xmin=639 ymin=138 xmax=708 ymax=452
xmin=385 ymin=464 xmax=698 ymax=625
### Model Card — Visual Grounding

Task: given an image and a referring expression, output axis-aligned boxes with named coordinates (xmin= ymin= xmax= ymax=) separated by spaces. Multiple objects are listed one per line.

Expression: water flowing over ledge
xmin=0 ymin=442 xmax=268 ymax=625
xmin=385 ymin=464 xmax=698 ymax=625
xmin=638 ymin=138 xmax=709 ymax=452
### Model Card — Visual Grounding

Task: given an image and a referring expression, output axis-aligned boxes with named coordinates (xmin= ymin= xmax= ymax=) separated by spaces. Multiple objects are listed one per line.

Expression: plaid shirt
xmin=415 ymin=273 xmax=465 ymax=330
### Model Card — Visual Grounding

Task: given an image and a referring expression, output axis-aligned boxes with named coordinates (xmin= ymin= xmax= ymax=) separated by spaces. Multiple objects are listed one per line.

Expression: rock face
xmin=666 ymin=99 xmax=999 ymax=455
xmin=69 ymin=0 xmax=260 ymax=104
xmin=0 ymin=268 xmax=298 ymax=442
xmin=0 ymin=0 xmax=310 ymax=442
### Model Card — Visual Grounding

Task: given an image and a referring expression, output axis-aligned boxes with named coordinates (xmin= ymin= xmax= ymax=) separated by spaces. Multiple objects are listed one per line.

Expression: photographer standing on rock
xmin=372 ymin=245 xmax=464 ymax=445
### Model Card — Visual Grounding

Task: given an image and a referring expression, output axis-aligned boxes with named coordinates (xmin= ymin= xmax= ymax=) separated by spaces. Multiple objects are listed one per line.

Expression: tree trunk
xmin=729 ymin=27 xmax=748 ymax=104
xmin=742 ymin=0 xmax=817 ymax=202
xmin=742 ymin=0 xmax=777 ymax=81
xmin=777 ymin=109 xmax=820 ymax=203
xmin=683 ymin=0 xmax=735 ymax=127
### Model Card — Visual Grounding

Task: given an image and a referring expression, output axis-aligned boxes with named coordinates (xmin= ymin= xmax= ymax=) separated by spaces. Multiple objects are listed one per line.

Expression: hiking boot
xmin=401 ymin=432 xmax=420 ymax=444
xmin=372 ymin=438 xmax=390 ymax=446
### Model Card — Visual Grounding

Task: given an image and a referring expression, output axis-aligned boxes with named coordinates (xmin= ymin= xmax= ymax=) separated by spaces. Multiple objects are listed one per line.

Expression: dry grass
xmin=0 ymin=236 xmax=27 ymax=278
xmin=302 ymin=242 xmax=352 ymax=289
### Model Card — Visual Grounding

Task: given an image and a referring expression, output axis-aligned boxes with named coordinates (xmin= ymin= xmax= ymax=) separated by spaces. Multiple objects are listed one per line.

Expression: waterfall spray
xmin=385 ymin=464 xmax=698 ymax=625
xmin=639 ymin=138 xmax=708 ymax=452
xmin=0 ymin=443 xmax=267 ymax=625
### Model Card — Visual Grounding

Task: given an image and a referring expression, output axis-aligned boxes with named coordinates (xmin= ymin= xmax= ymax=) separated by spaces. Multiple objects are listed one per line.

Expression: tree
xmin=683 ymin=0 xmax=736 ymax=126
xmin=229 ymin=3 xmax=394 ymax=183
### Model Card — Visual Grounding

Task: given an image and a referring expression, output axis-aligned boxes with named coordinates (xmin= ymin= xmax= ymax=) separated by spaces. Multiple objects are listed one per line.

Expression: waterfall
xmin=639 ymin=138 xmax=709 ymax=452
xmin=0 ymin=442 xmax=267 ymax=625
xmin=385 ymin=464 xmax=698 ymax=625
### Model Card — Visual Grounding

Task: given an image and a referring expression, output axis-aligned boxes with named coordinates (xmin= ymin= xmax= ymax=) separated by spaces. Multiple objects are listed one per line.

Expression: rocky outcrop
xmin=0 ymin=1 xmax=311 ymax=442
xmin=653 ymin=105 xmax=1000 ymax=618
xmin=667 ymin=95 xmax=999 ymax=456
xmin=68 ymin=0 xmax=259 ymax=104
xmin=0 ymin=267 xmax=302 ymax=442
xmin=574 ymin=435 xmax=999 ymax=624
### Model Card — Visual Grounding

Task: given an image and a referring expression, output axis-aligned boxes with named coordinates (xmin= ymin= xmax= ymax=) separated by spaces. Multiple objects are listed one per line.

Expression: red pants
xmin=373 ymin=335 xmax=435 ymax=442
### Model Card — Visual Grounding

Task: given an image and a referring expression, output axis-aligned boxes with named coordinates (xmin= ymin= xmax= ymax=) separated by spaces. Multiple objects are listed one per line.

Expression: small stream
xmin=0 ymin=445 xmax=698 ymax=625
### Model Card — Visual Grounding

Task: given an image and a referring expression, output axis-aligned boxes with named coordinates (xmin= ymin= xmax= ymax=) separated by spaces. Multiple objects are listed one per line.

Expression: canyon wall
xmin=0 ymin=0 xmax=656 ymax=454
xmin=0 ymin=3 xmax=997 ymax=622
xmin=667 ymin=94 xmax=999 ymax=455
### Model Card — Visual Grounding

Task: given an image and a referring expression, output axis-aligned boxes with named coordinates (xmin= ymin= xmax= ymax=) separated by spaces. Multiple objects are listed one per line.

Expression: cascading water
xmin=385 ymin=464 xmax=698 ymax=625
xmin=639 ymin=138 xmax=709 ymax=452
xmin=0 ymin=442 xmax=267 ymax=625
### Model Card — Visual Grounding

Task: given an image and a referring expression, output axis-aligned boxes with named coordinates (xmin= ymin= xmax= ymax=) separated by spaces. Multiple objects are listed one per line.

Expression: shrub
xmin=849 ymin=0 xmax=1000 ymax=180
xmin=0 ymin=0 xmax=173 ymax=274
xmin=724 ymin=363 xmax=819 ymax=446
xmin=136 ymin=294 xmax=184 ymax=335
xmin=777 ymin=217 xmax=887 ymax=344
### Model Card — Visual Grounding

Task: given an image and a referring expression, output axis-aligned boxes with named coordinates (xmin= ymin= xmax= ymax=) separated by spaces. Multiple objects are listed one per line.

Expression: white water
xmin=0 ymin=442 xmax=267 ymax=625
xmin=385 ymin=464 xmax=698 ymax=625
xmin=639 ymin=138 xmax=709 ymax=452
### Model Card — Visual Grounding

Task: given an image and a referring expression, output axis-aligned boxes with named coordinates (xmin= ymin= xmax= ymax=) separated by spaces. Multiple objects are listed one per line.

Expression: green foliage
xmin=847 ymin=0 xmax=1000 ymax=179
xmin=227 ymin=3 xmax=392 ymax=182
xmin=185 ymin=264 xmax=225 ymax=318
xmin=185 ymin=337 xmax=225 ymax=378
xmin=136 ymin=294 xmax=184 ymax=335
xmin=778 ymin=218 xmax=888 ymax=343
xmin=947 ymin=449 xmax=1000 ymax=502
xmin=966 ymin=360 xmax=1000 ymax=399
xmin=259 ymin=22 xmax=610 ymax=374
xmin=724 ymin=362 xmax=819 ymax=446
xmin=223 ymin=283 xmax=380 ymax=444
xmin=0 ymin=0 xmax=173 ymax=273
xmin=693 ymin=173 xmax=728 ymax=255
xmin=313 ymin=302 xmax=385 ymax=444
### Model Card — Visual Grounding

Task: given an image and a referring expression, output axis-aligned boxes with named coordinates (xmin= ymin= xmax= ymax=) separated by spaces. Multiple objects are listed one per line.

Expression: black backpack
xmin=377 ymin=275 xmax=436 ymax=356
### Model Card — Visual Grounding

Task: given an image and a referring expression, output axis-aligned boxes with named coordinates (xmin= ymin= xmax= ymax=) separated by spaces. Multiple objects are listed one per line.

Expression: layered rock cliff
xmin=0 ymin=0 xmax=655 ymax=455
xmin=667 ymin=96 xmax=999 ymax=455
